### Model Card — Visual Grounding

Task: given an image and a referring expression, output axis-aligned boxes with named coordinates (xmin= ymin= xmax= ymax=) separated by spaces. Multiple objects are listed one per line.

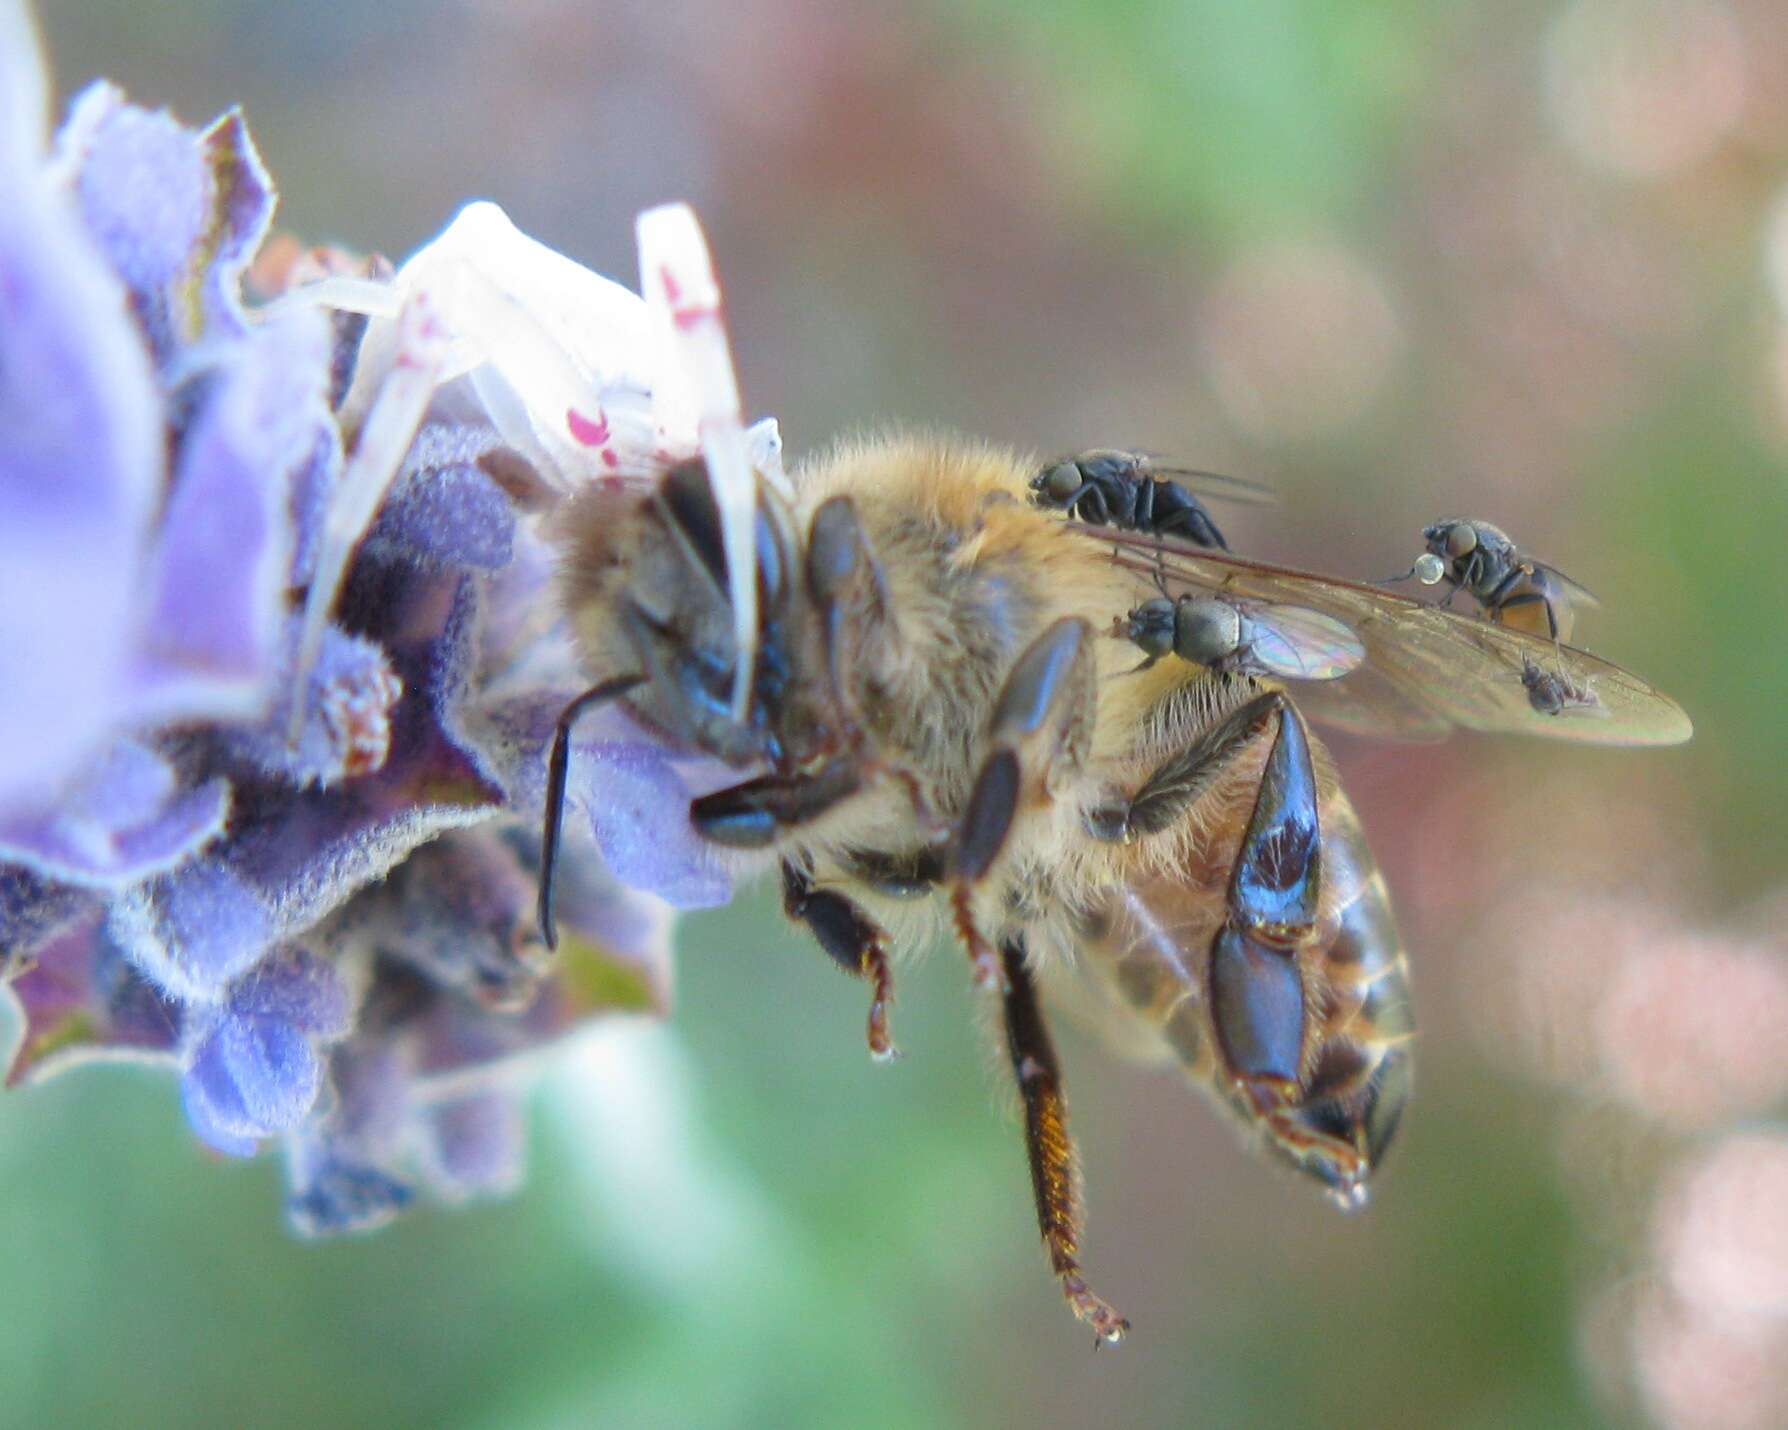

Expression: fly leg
xmin=781 ymin=860 xmax=898 ymax=1061
xmin=1000 ymin=934 xmax=1129 ymax=1345
xmin=1485 ymin=563 xmax=1568 ymax=664
xmin=949 ymin=618 xmax=1097 ymax=992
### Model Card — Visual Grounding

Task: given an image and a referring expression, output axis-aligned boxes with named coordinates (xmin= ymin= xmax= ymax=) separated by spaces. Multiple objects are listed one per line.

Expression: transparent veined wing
xmin=1234 ymin=602 xmax=1366 ymax=681
xmin=1086 ymin=527 xmax=1692 ymax=747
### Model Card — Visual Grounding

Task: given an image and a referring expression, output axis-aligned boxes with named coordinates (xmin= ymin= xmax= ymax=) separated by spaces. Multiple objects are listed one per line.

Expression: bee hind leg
xmin=1082 ymin=688 xmax=1286 ymax=844
xmin=950 ymin=618 xmax=1098 ymax=992
xmin=1000 ymin=936 xmax=1129 ymax=1345
xmin=1084 ymin=693 xmax=1371 ymax=1204
xmin=781 ymin=860 xmax=898 ymax=1061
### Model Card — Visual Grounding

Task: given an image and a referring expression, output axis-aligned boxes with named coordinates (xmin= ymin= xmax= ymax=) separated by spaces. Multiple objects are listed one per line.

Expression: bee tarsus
xmin=781 ymin=860 xmax=898 ymax=1060
xmin=1000 ymin=937 xmax=1130 ymax=1344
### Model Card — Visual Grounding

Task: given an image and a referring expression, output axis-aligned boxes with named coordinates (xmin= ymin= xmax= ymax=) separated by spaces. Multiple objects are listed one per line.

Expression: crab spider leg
xmin=637 ymin=204 xmax=759 ymax=726
xmin=263 ymin=275 xmax=403 ymax=323
xmin=287 ymin=289 xmax=450 ymax=742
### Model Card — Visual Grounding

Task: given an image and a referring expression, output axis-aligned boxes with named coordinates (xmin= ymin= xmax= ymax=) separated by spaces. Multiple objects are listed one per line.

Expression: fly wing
xmin=1533 ymin=559 xmax=1601 ymax=610
xmin=1147 ymin=464 xmax=1279 ymax=507
xmin=1243 ymin=604 xmax=1367 ymax=682
xmin=1089 ymin=528 xmax=1691 ymax=747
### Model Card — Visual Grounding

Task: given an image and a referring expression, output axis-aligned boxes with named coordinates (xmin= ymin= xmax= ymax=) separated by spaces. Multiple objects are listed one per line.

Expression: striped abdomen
xmin=1082 ymin=720 xmax=1414 ymax=1207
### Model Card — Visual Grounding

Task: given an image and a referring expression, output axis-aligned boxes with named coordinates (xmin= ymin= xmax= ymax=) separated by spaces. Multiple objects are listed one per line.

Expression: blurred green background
xmin=8 ymin=1 xmax=1788 ymax=1426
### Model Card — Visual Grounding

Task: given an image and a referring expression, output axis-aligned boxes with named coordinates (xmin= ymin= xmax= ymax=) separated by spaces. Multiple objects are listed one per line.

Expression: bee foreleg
xmin=950 ymin=619 xmax=1097 ymax=992
xmin=998 ymin=936 xmax=1128 ymax=1345
xmin=537 ymin=674 xmax=648 ymax=950
xmin=688 ymin=758 xmax=864 ymax=848
xmin=780 ymin=861 xmax=897 ymax=1061
xmin=805 ymin=493 xmax=932 ymax=822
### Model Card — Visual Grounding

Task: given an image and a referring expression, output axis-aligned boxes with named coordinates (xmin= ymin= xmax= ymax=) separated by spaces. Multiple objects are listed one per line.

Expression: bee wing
xmin=1241 ymin=604 xmax=1366 ymax=681
xmin=1091 ymin=529 xmax=1691 ymax=746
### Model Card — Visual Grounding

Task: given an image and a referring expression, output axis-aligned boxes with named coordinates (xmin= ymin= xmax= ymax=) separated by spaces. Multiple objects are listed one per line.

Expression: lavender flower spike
xmin=3 ymin=0 xmax=773 ymax=1234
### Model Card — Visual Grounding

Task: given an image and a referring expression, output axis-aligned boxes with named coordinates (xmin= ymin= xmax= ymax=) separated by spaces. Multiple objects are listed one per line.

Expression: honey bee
xmin=537 ymin=437 xmax=1691 ymax=1345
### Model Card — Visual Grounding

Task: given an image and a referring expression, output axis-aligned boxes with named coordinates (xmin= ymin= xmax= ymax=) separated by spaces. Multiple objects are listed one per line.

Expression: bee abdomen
xmin=1082 ymin=788 xmax=1415 ymax=1199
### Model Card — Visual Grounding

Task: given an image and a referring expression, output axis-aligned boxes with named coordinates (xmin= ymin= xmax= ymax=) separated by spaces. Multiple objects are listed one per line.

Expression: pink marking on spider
xmin=672 ymin=305 xmax=719 ymax=331
xmin=600 ymin=448 xmax=619 ymax=469
xmin=566 ymin=407 xmax=611 ymax=447
xmin=657 ymin=263 xmax=719 ymax=330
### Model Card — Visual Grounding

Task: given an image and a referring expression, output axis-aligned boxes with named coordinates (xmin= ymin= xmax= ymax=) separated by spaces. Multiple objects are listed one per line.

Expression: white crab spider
xmin=280 ymin=200 xmax=781 ymax=740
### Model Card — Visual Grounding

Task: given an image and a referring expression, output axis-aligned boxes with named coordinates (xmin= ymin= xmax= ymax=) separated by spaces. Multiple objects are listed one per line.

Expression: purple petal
xmin=0 ymin=86 xmax=160 ymax=812
xmin=183 ymin=1007 xmax=322 ymax=1145
xmin=57 ymin=83 xmax=207 ymax=315
xmin=0 ymin=865 xmax=97 ymax=967
xmin=195 ymin=108 xmax=273 ymax=340
xmin=284 ymin=1149 xmax=414 ymax=1236
xmin=323 ymin=1041 xmax=413 ymax=1152
xmin=180 ymin=1073 xmax=260 ymax=1158
xmin=419 ymin=1092 xmax=524 ymax=1201
xmin=4 ymin=912 xmax=183 ymax=1086
xmin=228 ymin=945 xmax=349 ymax=1039
xmin=360 ymin=830 xmax=546 ymax=1011
xmin=576 ymin=741 xmax=731 ymax=907
xmin=0 ymin=4 xmax=49 ymax=164
xmin=132 ymin=307 xmax=332 ymax=724
xmin=285 ymin=422 xmax=343 ymax=589
xmin=473 ymin=692 xmax=734 ymax=910
xmin=0 ymin=738 xmax=230 ymax=890
xmin=108 ymin=860 xmax=273 ymax=1001
xmin=362 ymin=423 xmax=515 ymax=571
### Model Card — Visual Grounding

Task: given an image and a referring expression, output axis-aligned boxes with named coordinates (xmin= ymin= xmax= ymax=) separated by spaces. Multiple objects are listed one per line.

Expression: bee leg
xmin=781 ymin=861 xmax=898 ymax=1061
xmin=689 ymin=758 xmax=864 ymax=847
xmin=802 ymin=495 xmax=940 ymax=828
xmin=1217 ymin=700 xmax=1371 ymax=1204
xmin=999 ymin=935 xmax=1129 ymax=1345
xmin=951 ymin=618 xmax=1098 ymax=992
xmin=537 ymin=674 xmax=648 ymax=949
xmin=1082 ymin=689 xmax=1285 ymax=844
xmin=1081 ymin=695 xmax=1372 ymax=1199
xmin=805 ymin=494 xmax=891 ymax=709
